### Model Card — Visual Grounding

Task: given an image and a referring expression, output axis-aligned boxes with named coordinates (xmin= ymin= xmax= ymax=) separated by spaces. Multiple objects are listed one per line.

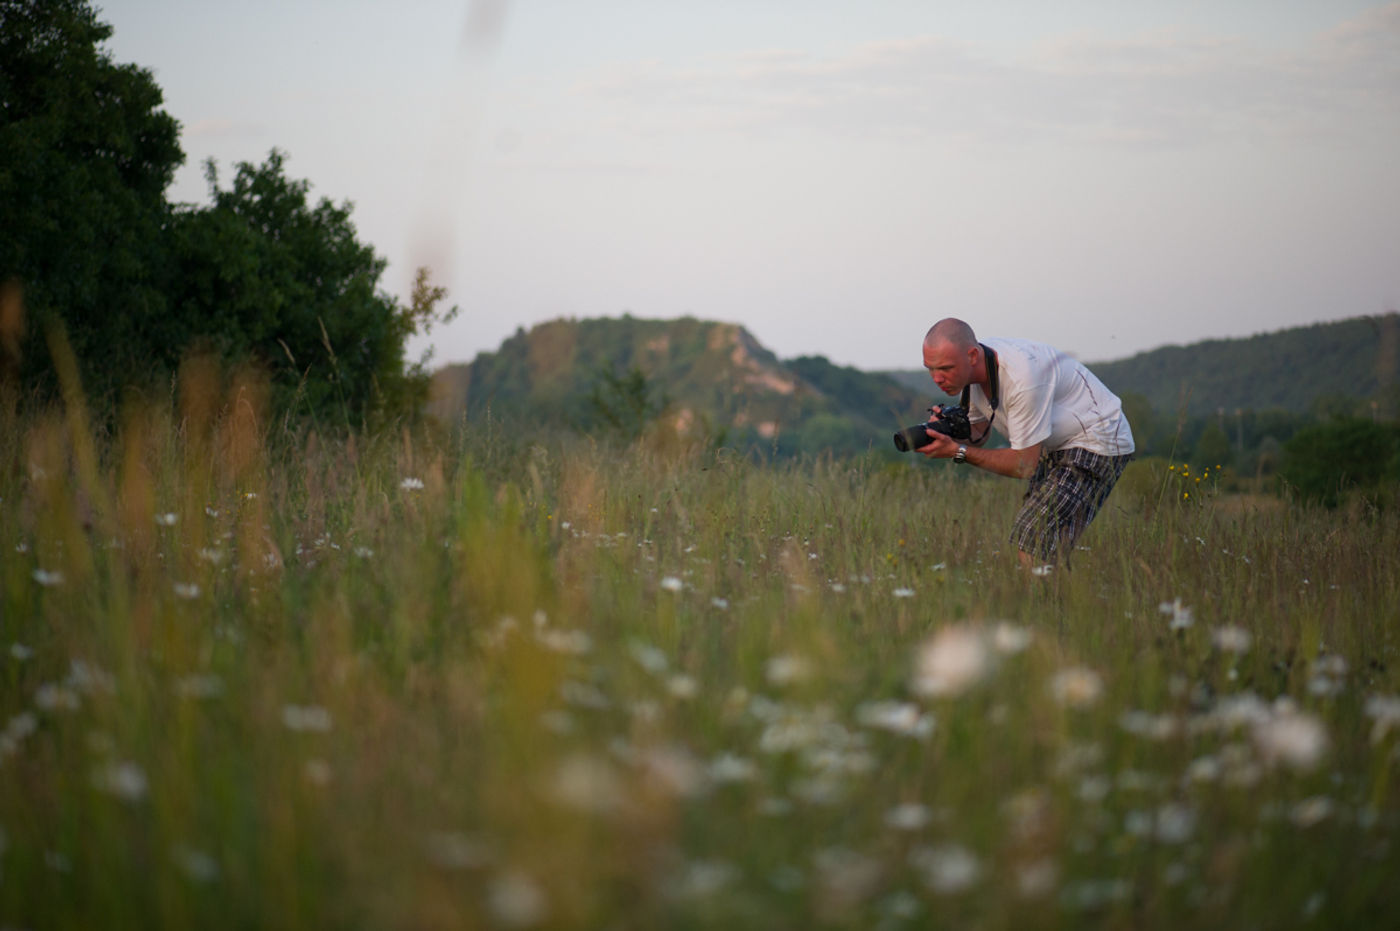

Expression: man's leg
xmin=1010 ymin=450 xmax=1130 ymax=566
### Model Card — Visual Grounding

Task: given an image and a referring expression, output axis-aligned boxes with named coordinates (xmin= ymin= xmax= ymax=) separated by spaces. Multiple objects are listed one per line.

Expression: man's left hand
xmin=917 ymin=432 xmax=961 ymax=460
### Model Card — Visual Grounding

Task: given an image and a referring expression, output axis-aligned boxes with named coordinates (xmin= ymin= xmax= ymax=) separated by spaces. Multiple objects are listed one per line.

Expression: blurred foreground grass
xmin=3 ymin=364 xmax=1399 ymax=930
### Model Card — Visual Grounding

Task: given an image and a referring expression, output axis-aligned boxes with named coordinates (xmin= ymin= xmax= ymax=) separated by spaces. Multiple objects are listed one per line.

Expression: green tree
xmin=585 ymin=364 xmax=668 ymax=441
xmin=1193 ymin=420 xmax=1231 ymax=468
xmin=168 ymin=152 xmax=454 ymax=424
xmin=0 ymin=0 xmax=183 ymax=401
xmin=1278 ymin=418 xmax=1400 ymax=508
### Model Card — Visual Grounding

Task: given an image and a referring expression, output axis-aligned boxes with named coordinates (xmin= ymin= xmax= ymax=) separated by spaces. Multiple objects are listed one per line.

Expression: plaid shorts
xmin=1011 ymin=446 xmax=1132 ymax=562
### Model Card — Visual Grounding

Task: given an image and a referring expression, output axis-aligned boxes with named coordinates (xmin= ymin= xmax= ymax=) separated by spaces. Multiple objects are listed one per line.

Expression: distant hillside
xmin=883 ymin=314 xmax=1399 ymax=417
xmin=429 ymin=316 xmax=926 ymax=455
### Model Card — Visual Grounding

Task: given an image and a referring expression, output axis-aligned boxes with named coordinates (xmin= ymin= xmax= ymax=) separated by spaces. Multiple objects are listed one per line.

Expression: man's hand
xmin=917 ymin=431 xmax=961 ymax=459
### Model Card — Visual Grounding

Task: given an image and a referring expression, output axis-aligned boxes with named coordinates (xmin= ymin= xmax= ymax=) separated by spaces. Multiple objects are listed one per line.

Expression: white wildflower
xmin=1208 ymin=692 xmax=1270 ymax=730
xmin=911 ymin=843 xmax=981 ymax=894
xmin=559 ymin=680 xmax=610 ymax=709
xmin=9 ymin=643 xmax=33 ymax=661
xmin=665 ymin=859 xmax=740 ymax=900
xmin=1185 ymin=755 xmax=1222 ymax=783
xmin=1253 ymin=706 xmax=1328 ymax=770
xmin=814 ymin=847 xmax=884 ymax=908
xmin=155 ymin=512 xmax=179 ymax=526
xmin=893 ymin=587 xmax=916 ymax=599
xmin=175 ymin=674 xmax=224 ymax=699
xmin=93 ymin=760 xmax=148 ymax=802
xmin=885 ymin=803 xmax=932 ymax=831
xmin=31 ymin=568 xmax=64 ymax=587
xmin=1015 ymin=858 xmax=1059 ymax=898
xmin=399 ymin=477 xmax=424 ymax=491
xmin=854 ymin=701 xmax=935 ymax=739
xmin=708 ymin=753 xmax=758 ymax=784
xmin=550 ymin=753 xmax=625 ymax=814
xmin=1050 ymin=667 xmax=1104 ymax=708
xmin=281 ymin=704 xmax=333 ymax=733
xmin=766 ymin=654 xmax=814 ymax=687
xmin=911 ymin=625 xmax=991 ymax=698
xmin=1118 ymin=710 xmax=1177 ymax=740
xmin=1314 ymin=654 xmax=1348 ymax=677
xmin=1159 ymin=598 xmax=1194 ymax=630
xmin=710 ymin=596 xmax=730 ymax=610
xmin=638 ymin=746 xmax=706 ymax=799
xmin=1212 ymin=625 xmax=1252 ymax=653
xmin=171 ymin=845 xmax=220 ymax=883
xmin=423 ymin=831 xmax=494 ymax=871
xmin=172 ymin=582 xmax=201 ymax=600
xmin=1364 ymin=694 xmax=1400 ymax=743
xmin=5 ymin=711 xmax=38 ymax=742
xmin=1152 ymin=804 xmax=1197 ymax=844
xmin=535 ymin=628 xmax=592 ymax=655
xmin=66 ymin=660 xmax=115 ymax=694
xmin=628 ymin=642 xmax=668 ymax=674
xmin=487 ymin=870 xmax=549 ymax=928
xmin=1030 ymin=564 xmax=1054 ymax=577
xmin=304 ymin=758 xmax=333 ymax=786
xmin=34 ymin=683 xmax=80 ymax=711
xmin=992 ymin=622 xmax=1032 ymax=654
xmin=659 ymin=576 xmax=684 ymax=592
xmin=667 ymin=674 xmax=698 ymax=700
xmin=1290 ymin=796 xmax=1334 ymax=828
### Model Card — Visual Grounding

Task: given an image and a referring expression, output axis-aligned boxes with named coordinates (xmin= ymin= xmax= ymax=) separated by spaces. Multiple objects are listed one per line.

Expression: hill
xmin=883 ymin=313 xmax=1400 ymax=418
xmin=429 ymin=316 xmax=927 ymax=455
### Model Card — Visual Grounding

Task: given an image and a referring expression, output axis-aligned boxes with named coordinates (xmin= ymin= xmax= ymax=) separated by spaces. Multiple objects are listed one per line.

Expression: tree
xmin=2 ymin=1 xmax=454 ymax=424
xmin=1193 ymin=420 xmax=1231 ymax=468
xmin=585 ymin=364 xmax=668 ymax=441
xmin=1278 ymin=418 xmax=1399 ymax=508
xmin=0 ymin=0 xmax=183 ymax=401
xmin=168 ymin=152 xmax=454 ymax=424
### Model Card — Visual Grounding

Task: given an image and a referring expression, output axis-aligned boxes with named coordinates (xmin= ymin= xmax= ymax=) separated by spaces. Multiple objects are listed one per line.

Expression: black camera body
xmin=893 ymin=406 xmax=972 ymax=452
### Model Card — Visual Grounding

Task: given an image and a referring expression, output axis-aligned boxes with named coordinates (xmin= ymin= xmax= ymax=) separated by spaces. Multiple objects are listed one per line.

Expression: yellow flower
xmin=1183 ymin=492 xmax=1190 ymax=500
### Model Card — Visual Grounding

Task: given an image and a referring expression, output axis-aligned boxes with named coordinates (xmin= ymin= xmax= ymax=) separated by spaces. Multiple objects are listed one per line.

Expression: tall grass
xmin=3 ymin=360 xmax=1399 ymax=929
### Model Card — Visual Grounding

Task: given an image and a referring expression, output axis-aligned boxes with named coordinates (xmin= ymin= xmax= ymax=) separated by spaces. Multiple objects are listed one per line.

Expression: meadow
xmin=3 ymin=363 xmax=1399 ymax=930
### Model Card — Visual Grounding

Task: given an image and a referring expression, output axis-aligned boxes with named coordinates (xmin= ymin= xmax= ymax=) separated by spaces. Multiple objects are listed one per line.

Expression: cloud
xmin=562 ymin=5 xmax=1400 ymax=151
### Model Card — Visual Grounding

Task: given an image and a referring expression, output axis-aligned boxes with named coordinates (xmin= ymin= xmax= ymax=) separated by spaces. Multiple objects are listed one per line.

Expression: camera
xmin=892 ymin=406 xmax=972 ymax=452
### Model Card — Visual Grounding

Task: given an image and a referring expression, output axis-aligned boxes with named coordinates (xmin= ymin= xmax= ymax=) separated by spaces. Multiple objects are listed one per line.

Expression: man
xmin=916 ymin=318 xmax=1134 ymax=567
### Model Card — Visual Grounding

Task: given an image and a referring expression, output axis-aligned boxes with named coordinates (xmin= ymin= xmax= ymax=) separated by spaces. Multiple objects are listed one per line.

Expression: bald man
xmin=917 ymin=318 xmax=1134 ymax=567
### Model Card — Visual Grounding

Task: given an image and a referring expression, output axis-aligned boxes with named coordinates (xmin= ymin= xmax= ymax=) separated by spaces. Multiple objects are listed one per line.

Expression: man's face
xmin=922 ymin=340 xmax=973 ymax=396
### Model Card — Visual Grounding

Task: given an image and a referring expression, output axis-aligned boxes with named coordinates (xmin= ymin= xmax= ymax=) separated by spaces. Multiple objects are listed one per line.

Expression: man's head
xmin=922 ymin=318 xmax=981 ymax=396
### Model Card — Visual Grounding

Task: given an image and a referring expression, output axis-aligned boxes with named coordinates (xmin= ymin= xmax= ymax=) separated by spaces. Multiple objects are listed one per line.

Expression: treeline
xmin=0 ymin=0 xmax=453 ymax=425
xmin=1090 ymin=314 xmax=1400 ymax=418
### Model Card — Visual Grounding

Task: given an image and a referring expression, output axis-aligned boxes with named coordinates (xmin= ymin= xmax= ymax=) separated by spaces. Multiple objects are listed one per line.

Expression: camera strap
xmin=960 ymin=344 xmax=999 ymax=440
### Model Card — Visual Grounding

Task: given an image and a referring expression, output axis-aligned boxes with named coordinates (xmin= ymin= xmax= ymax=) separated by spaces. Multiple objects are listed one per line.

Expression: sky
xmin=96 ymin=0 xmax=1400 ymax=370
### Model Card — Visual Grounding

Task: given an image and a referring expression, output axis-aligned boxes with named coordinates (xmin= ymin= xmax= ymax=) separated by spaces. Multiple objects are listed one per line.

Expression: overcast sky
xmin=98 ymin=0 xmax=1399 ymax=370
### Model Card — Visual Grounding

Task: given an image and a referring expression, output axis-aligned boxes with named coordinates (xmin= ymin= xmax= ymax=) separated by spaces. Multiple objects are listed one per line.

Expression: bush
xmin=1279 ymin=417 xmax=1400 ymax=508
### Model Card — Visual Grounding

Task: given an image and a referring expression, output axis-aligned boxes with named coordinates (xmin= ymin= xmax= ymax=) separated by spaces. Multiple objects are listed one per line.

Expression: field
xmin=3 ymin=371 xmax=1400 ymax=929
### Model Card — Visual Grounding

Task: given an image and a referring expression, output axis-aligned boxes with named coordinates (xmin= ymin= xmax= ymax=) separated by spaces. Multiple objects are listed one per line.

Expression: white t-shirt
xmin=963 ymin=337 xmax=1135 ymax=456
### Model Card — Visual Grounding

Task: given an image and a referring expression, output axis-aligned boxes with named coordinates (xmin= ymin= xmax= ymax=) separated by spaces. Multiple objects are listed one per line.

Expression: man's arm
xmin=918 ymin=432 xmax=1042 ymax=478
